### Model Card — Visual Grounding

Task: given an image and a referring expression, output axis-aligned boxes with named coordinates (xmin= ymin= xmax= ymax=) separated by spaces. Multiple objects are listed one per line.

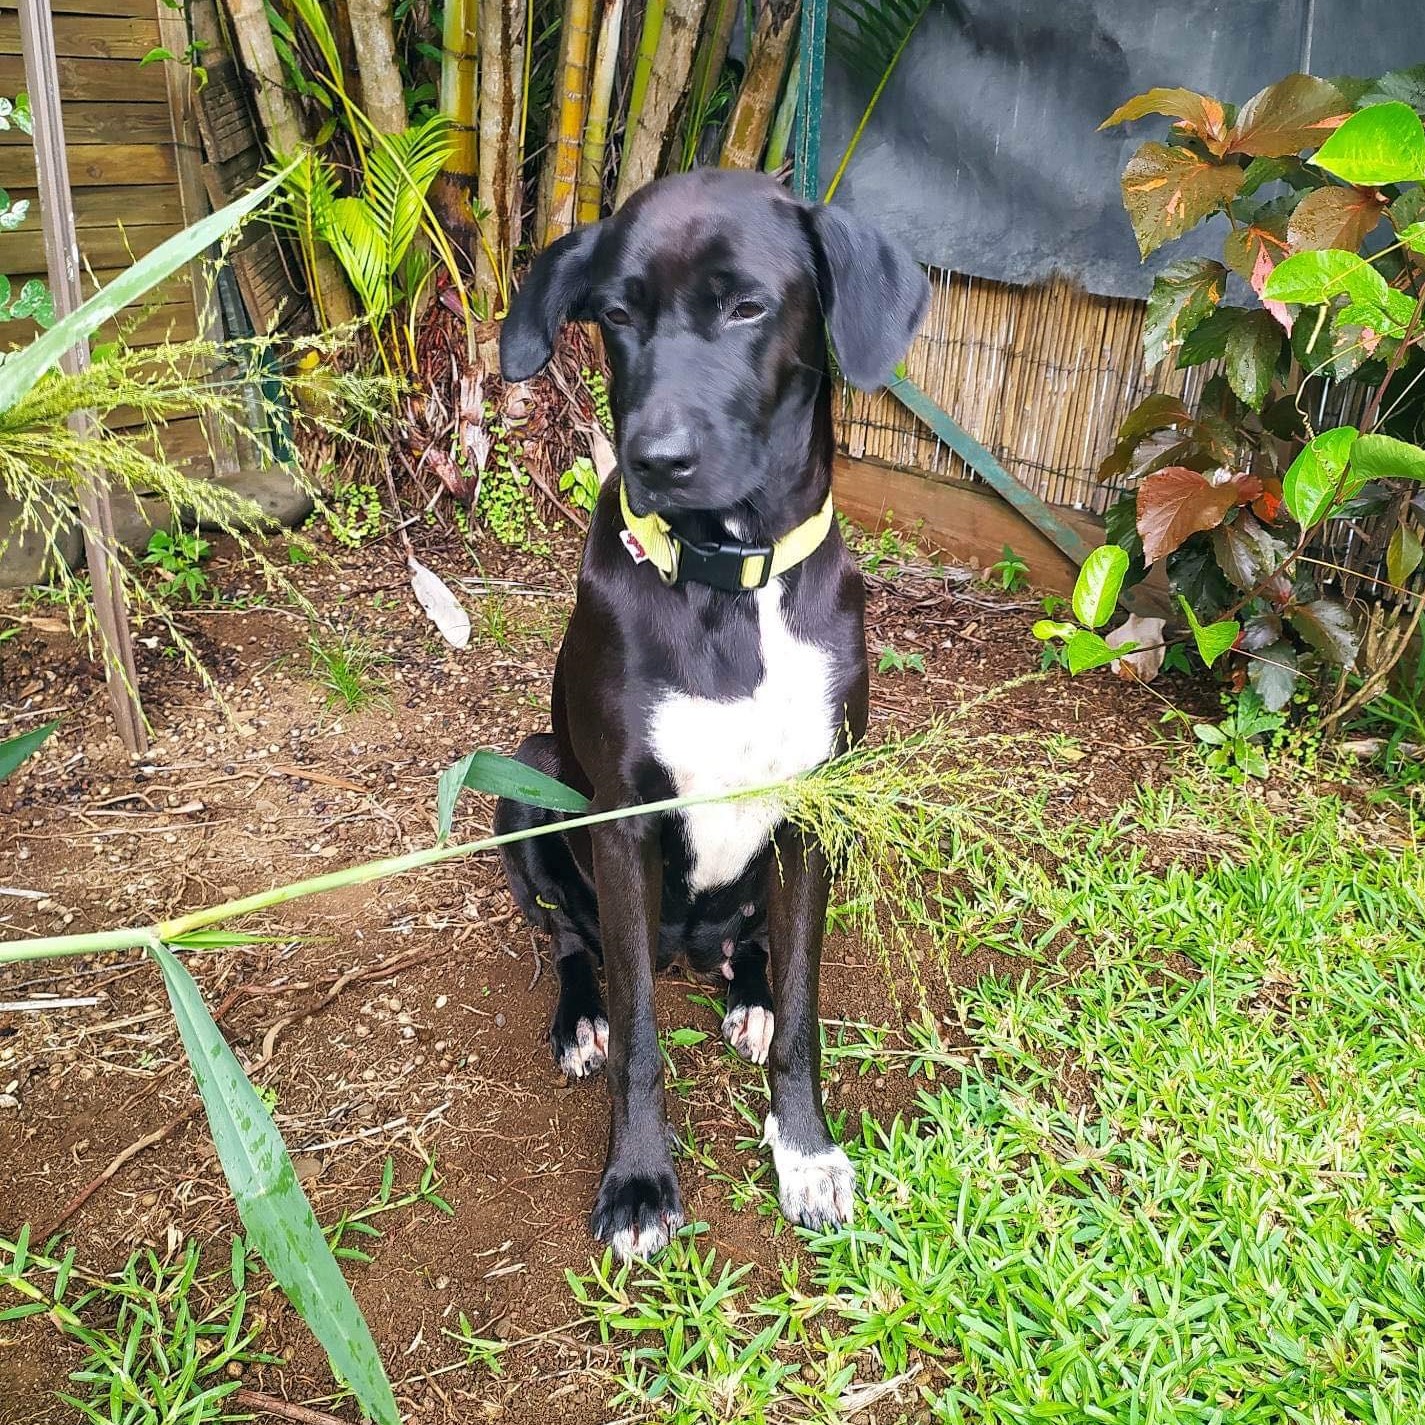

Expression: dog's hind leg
xmin=496 ymin=735 xmax=608 ymax=1078
xmin=721 ymin=940 xmax=775 ymax=1066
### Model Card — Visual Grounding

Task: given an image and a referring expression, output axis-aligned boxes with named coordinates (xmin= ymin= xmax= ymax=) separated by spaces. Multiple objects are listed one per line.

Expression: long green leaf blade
xmin=149 ymin=942 xmax=398 ymax=1425
xmin=0 ymin=719 xmax=59 ymax=781
xmin=438 ymin=749 xmax=589 ymax=840
xmin=0 ymin=164 xmax=293 ymax=413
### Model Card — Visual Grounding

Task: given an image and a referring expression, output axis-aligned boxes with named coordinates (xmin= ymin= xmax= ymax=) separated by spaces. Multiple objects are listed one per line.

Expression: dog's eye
xmin=730 ymin=300 xmax=766 ymax=323
xmin=603 ymin=307 xmax=632 ymax=327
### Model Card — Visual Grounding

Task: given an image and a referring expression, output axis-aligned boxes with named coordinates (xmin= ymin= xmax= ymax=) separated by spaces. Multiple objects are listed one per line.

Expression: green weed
xmin=307 ymin=628 xmax=388 ymax=712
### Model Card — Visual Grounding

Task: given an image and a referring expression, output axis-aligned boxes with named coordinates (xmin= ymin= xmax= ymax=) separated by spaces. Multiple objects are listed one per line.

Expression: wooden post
xmin=19 ymin=0 xmax=148 ymax=755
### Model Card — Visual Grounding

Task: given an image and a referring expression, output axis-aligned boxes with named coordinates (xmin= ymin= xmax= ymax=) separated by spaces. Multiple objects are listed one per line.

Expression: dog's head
xmin=500 ymin=170 xmax=929 ymax=518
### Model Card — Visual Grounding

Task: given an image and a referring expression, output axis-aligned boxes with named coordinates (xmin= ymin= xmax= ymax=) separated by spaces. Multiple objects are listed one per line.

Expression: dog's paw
xmin=764 ymin=1112 xmax=856 ymax=1231
xmin=722 ymin=1003 xmax=774 ymax=1065
xmin=552 ymin=1015 xmax=609 ymax=1079
xmin=591 ymin=1165 xmax=684 ymax=1261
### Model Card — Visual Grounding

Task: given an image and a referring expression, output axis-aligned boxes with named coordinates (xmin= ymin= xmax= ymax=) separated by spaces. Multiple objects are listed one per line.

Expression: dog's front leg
xmin=764 ymin=822 xmax=856 ymax=1229
xmin=588 ymin=817 xmax=683 ymax=1259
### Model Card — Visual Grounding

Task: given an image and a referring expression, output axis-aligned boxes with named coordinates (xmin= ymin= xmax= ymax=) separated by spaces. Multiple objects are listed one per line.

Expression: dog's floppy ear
xmin=500 ymin=222 xmax=602 ymax=381
xmin=805 ymin=204 xmax=929 ymax=391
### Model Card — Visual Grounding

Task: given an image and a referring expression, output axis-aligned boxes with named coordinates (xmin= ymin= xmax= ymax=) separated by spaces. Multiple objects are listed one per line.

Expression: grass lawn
xmin=571 ymin=775 xmax=1425 ymax=1424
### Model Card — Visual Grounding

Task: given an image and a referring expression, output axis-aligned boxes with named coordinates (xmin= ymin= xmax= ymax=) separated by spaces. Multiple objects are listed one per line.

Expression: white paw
xmin=764 ymin=1112 xmax=856 ymax=1230
xmin=557 ymin=1016 xmax=609 ymax=1078
xmin=722 ymin=1003 xmax=774 ymax=1065
xmin=609 ymin=1208 xmax=683 ymax=1262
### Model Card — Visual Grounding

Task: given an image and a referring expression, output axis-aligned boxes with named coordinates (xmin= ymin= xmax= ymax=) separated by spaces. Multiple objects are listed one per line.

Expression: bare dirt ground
xmin=0 ymin=521 xmax=1188 ymax=1424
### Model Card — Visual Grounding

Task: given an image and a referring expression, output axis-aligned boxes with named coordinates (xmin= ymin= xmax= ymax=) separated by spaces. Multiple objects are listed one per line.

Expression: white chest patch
xmin=649 ymin=581 xmax=837 ymax=893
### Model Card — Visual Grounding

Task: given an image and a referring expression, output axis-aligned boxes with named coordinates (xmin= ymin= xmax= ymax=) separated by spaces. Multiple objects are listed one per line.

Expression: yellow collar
xmin=618 ymin=481 xmax=835 ymax=592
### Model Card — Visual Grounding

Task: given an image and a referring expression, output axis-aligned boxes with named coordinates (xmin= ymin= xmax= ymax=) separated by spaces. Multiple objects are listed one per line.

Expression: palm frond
xmin=827 ymin=0 xmax=931 ymax=90
xmin=288 ymin=0 xmax=347 ymax=88
xmin=365 ymin=115 xmax=455 ymax=274
xmin=325 ymin=197 xmax=392 ymax=319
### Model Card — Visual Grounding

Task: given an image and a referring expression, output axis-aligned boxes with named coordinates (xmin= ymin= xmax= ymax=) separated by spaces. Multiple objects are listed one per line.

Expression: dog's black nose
xmin=626 ymin=419 xmax=698 ymax=488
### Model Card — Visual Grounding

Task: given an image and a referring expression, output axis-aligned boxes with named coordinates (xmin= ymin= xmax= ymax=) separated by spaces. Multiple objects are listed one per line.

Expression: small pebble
xmin=434 ymin=995 xmax=448 ymax=1010
xmin=495 ymin=1012 xmax=506 ymax=1028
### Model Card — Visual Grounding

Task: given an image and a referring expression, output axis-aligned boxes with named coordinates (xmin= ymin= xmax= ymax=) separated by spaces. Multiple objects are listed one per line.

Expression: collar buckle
xmin=667 ymin=529 xmax=774 ymax=592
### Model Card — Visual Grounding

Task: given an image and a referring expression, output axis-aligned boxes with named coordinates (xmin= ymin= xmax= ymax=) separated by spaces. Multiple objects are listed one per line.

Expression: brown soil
xmin=0 ymin=523 xmax=1190 ymax=1424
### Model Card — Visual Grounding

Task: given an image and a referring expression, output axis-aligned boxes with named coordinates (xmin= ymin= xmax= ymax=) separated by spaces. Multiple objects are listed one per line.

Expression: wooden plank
xmin=0 ymin=141 xmax=176 ymax=189
xmin=0 ymin=102 xmax=171 ymax=145
xmin=834 ymin=454 xmax=1170 ymax=614
xmin=0 ymin=301 xmax=196 ymax=352
xmin=0 ymin=221 xmax=179 ymax=270
xmin=0 ymin=183 xmax=185 ymax=229
xmin=0 ymin=54 xmax=168 ymax=101
xmin=0 ymin=15 xmax=161 ymax=60
xmin=0 ymin=0 xmax=157 ymax=15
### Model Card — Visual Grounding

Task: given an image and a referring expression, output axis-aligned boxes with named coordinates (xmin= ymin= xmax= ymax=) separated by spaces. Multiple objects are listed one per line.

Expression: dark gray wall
xmin=820 ymin=0 xmax=1425 ymax=299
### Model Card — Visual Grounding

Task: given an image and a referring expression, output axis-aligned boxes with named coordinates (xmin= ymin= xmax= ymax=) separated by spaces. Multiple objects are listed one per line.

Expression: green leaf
xmin=438 ymin=750 xmax=589 ymax=841
xmin=149 ymin=943 xmax=399 ymax=1425
xmin=1224 ymin=309 xmax=1283 ymax=409
xmin=1400 ymin=220 xmax=1425 ymax=254
xmin=1336 ymin=301 xmax=1407 ymax=339
xmin=1387 ymin=524 xmax=1423 ymax=587
xmin=167 ymin=930 xmax=291 ymax=949
xmin=0 ymin=719 xmax=59 ymax=781
xmin=1072 ymin=545 xmax=1129 ymax=630
xmin=0 ymin=161 xmax=294 ymax=414
xmin=1351 ymin=433 xmax=1425 ymax=483
xmin=1120 ymin=142 xmax=1244 ymax=259
xmin=140 ymin=46 xmax=178 ymax=66
xmin=1179 ymin=597 xmax=1240 ymax=668
xmin=1031 ymin=619 xmax=1077 ymax=642
xmin=1143 ymin=259 xmax=1227 ymax=366
xmin=1282 ymin=426 xmax=1360 ymax=527
xmin=1176 ymin=306 xmax=1244 ymax=367
xmin=1262 ymin=248 xmax=1390 ymax=308
xmin=1312 ymin=101 xmax=1425 ymax=185
xmin=1065 ymin=630 xmax=1120 ymax=675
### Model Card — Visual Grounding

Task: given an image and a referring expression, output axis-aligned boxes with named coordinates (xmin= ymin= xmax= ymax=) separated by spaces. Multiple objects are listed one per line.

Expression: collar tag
xmin=619 ymin=527 xmax=650 ymax=564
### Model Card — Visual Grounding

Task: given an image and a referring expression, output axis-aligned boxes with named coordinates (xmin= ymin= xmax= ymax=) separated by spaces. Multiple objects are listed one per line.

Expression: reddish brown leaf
xmin=1225 ymin=75 xmax=1349 ymax=158
xmin=1223 ymin=218 xmax=1292 ymax=283
xmin=1286 ymin=185 xmax=1389 ymax=253
xmin=1252 ymin=478 xmax=1285 ymax=524
xmin=1101 ymin=87 xmax=1230 ymax=154
xmin=1136 ymin=466 xmax=1243 ymax=565
xmin=1122 ymin=143 xmax=1245 ymax=258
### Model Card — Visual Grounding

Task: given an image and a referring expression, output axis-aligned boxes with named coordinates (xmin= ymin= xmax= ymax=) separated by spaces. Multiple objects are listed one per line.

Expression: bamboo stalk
xmin=577 ymin=0 xmax=626 ymax=224
xmin=682 ymin=0 xmax=737 ymax=168
xmin=764 ymin=53 xmax=799 ymax=171
xmin=720 ymin=0 xmax=800 ymax=170
xmin=624 ymin=0 xmax=665 ymax=142
xmin=348 ymin=0 xmax=408 ymax=133
xmin=614 ymin=0 xmax=709 ymax=207
xmin=222 ymin=0 xmax=357 ymax=324
xmin=434 ymin=0 xmax=481 ymax=248
xmin=539 ymin=0 xmax=597 ymax=244
xmin=477 ymin=0 xmax=528 ymax=310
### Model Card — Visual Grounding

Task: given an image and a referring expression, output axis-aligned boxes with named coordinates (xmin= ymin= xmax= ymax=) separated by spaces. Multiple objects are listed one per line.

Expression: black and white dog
xmin=495 ymin=169 xmax=928 ymax=1259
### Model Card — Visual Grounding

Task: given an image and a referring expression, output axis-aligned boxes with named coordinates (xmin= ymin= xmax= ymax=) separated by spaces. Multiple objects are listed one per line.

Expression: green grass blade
xmin=149 ymin=942 xmax=398 ymax=1425
xmin=0 ymin=163 xmax=293 ymax=414
xmin=0 ymin=719 xmax=59 ymax=781
xmin=437 ymin=749 xmax=589 ymax=840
